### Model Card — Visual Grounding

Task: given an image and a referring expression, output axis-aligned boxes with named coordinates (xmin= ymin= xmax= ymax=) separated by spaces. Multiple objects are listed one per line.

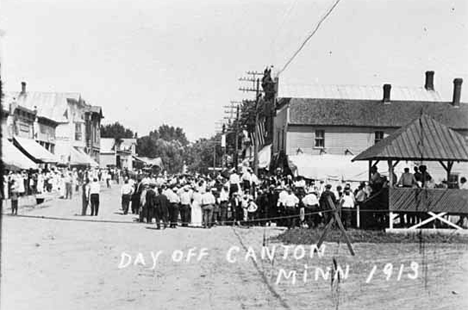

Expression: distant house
xmin=84 ymin=105 xmax=104 ymax=163
xmin=273 ymin=72 xmax=468 ymax=182
xmin=100 ymin=137 xmax=137 ymax=170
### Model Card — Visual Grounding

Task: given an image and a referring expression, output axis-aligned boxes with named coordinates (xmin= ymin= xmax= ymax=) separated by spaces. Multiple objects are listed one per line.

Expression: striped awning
xmin=14 ymin=136 xmax=59 ymax=163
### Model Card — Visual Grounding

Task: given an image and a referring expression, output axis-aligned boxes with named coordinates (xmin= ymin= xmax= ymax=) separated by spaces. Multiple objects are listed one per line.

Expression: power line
xmin=270 ymin=0 xmax=300 ymax=58
xmin=278 ymin=0 xmax=343 ymax=75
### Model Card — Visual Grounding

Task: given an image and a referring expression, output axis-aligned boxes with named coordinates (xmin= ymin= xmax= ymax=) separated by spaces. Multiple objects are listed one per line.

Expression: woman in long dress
xmin=191 ymin=189 xmax=203 ymax=227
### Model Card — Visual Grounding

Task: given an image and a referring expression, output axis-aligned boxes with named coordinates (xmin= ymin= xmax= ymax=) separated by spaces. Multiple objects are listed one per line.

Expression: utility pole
xmin=213 ymin=143 xmax=216 ymax=170
xmin=223 ymin=101 xmax=241 ymax=169
xmin=239 ymin=70 xmax=263 ymax=173
xmin=238 ymin=71 xmax=263 ymax=93
xmin=223 ymin=101 xmax=240 ymax=124
xmin=253 ymin=78 xmax=260 ymax=175
xmin=234 ymin=105 xmax=240 ymax=169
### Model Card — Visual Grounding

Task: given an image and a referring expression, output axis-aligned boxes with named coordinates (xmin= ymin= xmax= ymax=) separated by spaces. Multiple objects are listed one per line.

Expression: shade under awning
xmin=288 ymin=154 xmax=369 ymax=181
xmin=134 ymin=156 xmax=163 ymax=168
xmin=70 ymin=147 xmax=99 ymax=167
xmin=14 ymin=136 xmax=59 ymax=163
xmin=2 ymin=138 xmax=38 ymax=170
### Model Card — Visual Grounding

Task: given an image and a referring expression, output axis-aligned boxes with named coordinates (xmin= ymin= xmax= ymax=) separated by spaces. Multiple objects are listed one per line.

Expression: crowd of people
xmin=116 ymin=167 xmax=372 ymax=230
xmin=3 ymin=163 xmax=467 ymax=228
xmin=2 ymin=167 xmax=121 ymax=215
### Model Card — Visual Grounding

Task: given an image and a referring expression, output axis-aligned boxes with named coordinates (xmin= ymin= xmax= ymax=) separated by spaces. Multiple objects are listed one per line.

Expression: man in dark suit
xmin=145 ymin=183 xmax=157 ymax=224
xmin=154 ymin=187 xmax=170 ymax=229
xmin=319 ymin=184 xmax=337 ymax=225
xmin=229 ymin=192 xmax=242 ymax=226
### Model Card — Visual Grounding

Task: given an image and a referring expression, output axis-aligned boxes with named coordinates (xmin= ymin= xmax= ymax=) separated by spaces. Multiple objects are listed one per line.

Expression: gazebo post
xmin=388 ymin=160 xmax=394 ymax=229
xmin=439 ymin=160 xmax=454 ymax=186
xmin=447 ymin=161 xmax=453 ymax=185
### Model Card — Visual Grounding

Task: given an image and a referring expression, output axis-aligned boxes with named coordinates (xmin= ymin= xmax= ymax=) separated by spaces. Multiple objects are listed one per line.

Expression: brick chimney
xmin=424 ymin=71 xmax=434 ymax=91
xmin=383 ymin=84 xmax=391 ymax=103
xmin=452 ymin=78 xmax=463 ymax=107
xmin=20 ymin=81 xmax=26 ymax=94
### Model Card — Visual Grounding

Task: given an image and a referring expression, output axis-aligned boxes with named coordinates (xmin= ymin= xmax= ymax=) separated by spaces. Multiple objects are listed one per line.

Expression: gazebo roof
xmin=352 ymin=114 xmax=468 ymax=162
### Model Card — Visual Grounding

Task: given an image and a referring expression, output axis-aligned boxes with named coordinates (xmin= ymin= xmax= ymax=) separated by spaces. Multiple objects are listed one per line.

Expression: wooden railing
xmin=389 ymin=188 xmax=468 ymax=214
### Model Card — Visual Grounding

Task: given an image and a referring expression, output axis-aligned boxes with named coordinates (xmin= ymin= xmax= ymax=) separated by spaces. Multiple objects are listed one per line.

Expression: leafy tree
xmin=156 ymin=124 xmax=189 ymax=146
xmin=184 ymin=134 xmax=224 ymax=174
xmin=101 ymin=122 xmax=134 ymax=140
xmin=136 ymin=124 xmax=188 ymax=173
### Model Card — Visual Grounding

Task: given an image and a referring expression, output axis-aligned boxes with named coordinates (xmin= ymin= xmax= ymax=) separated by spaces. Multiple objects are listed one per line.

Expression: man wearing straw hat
xmin=302 ymin=187 xmax=320 ymax=228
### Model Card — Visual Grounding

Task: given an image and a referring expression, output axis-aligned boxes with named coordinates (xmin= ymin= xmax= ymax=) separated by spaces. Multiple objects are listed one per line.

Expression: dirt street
xmin=2 ymin=185 xmax=468 ymax=310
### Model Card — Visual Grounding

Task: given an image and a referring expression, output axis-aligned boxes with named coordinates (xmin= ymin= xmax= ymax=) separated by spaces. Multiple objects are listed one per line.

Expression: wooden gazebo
xmin=352 ymin=114 xmax=468 ymax=230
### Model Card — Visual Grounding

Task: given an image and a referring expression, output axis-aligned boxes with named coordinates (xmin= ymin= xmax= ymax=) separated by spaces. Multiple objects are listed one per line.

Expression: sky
xmin=1 ymin=0 xmax=467 ymax=141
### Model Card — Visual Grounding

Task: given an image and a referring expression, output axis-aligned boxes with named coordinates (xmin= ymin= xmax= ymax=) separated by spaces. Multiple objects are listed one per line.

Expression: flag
xmin=252 ymin=118 xmax=266 ymax=148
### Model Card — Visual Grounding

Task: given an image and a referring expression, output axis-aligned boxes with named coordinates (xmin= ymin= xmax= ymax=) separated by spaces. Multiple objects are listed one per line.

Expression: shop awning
xmin=2 ymin=138 xmax=38 ymax=170
xmin=288 ymin=154 xmax=369 ymax=182
xmin=14 ymin=137 xmax=59 ymax=163
xmin=70 ymin=147 xmax=99 ymax=167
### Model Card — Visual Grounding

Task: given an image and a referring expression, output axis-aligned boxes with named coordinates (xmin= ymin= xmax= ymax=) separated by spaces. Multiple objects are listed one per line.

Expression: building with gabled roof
xmin=273 ymin=71 xmax=468 ymax=183
xmin=6 ymin=82 xmax=103 ymax=166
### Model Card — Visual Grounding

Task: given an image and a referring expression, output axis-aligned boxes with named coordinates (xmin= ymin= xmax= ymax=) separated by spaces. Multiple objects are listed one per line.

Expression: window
xmin=375 ymin=131 xmax=384 ymax=144
xmin=75 ymin=123 xmax=82 ymax=141
xmin=314 ymin=130 xmax=325 ymax=148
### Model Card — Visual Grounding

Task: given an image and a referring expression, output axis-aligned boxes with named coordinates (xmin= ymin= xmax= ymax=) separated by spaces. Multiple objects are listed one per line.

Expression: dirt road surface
xmin=2 ymin=185 xmax=467 ymax=309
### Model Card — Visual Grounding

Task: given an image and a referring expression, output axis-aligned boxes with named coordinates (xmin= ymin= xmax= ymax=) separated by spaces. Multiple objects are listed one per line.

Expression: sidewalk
xmin=2 ymin=190 xmax=69 ymax=214
xmin=2 ymin=180 xmax=116 ymax=215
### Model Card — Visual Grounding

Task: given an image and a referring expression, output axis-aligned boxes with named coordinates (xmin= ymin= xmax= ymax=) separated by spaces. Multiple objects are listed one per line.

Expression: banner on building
xmin=221 ymin=134 xmax=226 ymax=148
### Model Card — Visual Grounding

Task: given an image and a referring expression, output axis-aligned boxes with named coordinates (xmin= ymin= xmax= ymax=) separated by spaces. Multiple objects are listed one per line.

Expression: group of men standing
xmin=117 ymin=167 xmax=369 ymax=230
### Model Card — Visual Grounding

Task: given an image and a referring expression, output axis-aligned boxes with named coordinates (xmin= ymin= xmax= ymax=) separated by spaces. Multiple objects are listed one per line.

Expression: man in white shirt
xmin=88 ymin=178 xmax=101 ymax=216
xmin=166 ymin=186 xmax=181 ymax=228
xmin=201 ymin=188 xmax=216 ymax=228
xmin=340 ymin=189 xmax=355 ymax=228
xmin=179 ymin=186 xmax=193 ymax=227
xmin=276 ymin=187 xmax=288 ymax=227
xmin=229 ymin=170 xmax=241 ymax=198
xmin=241 ymin=168 xmax=252 ymax=193
xmin=302 ymin=188 xmax=320 ymax=228
xmin=218 ymin=185 xmax=230 ymax=225
xmin=283 ymin=188 xmax=299 ymax=229
xmin=120 ymin=179 xmax=134 ymax=215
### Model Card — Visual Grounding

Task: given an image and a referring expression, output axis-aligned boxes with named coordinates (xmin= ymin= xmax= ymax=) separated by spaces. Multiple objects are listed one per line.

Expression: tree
xmin=136 ymin=124 xmax=188 ymax=174
xmin=101 ymin=122 xmax=134 ymax=140
xmin=184 ymin=134 xmax=224 ymax=174
xmin=158 ymin=124 xmax=189 ymax=146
